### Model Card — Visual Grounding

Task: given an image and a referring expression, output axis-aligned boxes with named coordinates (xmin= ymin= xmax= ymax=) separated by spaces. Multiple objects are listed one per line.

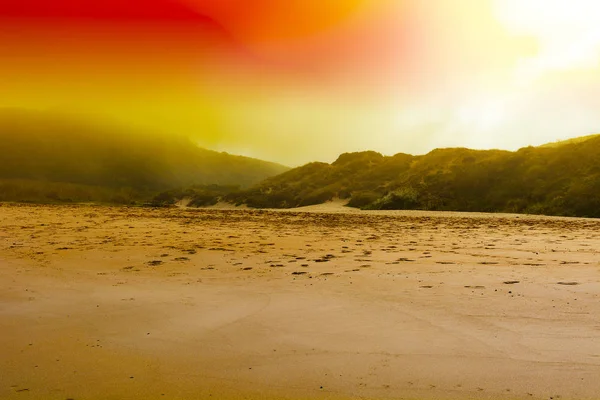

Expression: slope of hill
xmin=0 ymin=111 xmax=288 ymax=204
xmin=539 ymin=134 xmax=600 ymax=148
xmin=229 ymin=137 xmax=600 ymax=218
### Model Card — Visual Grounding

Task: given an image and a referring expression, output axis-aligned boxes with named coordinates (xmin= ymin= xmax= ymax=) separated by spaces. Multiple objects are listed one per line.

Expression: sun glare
xmin=496 ymin=0 xmax=600 ymax=33
xmin=495 ymin=0 xmax=600 ymax=80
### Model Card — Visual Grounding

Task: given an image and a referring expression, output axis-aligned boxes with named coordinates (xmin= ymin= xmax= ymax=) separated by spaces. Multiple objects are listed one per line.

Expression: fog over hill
xmin=0 ymin=110 xmax=288 ymax=204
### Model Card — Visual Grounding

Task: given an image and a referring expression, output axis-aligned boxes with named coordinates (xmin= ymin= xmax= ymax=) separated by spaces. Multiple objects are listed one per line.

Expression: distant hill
xmin=228 ymin=137 xmax=600 ymax=218
xmin=0 ymin=110 xmax=288 ymax=204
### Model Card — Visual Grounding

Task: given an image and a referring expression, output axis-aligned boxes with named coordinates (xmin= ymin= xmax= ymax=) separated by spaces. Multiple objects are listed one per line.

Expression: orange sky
xmin=1 ymin=0 xmax=599 ymax=165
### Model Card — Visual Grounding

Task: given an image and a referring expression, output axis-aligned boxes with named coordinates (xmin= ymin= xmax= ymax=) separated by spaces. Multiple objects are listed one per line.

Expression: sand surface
xmin=1 ymin=204 xmax=600 ymax=400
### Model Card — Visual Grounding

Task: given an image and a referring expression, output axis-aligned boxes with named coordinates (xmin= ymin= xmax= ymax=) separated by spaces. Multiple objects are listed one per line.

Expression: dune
xmin=279 ymin=198 xmax=356 ymax=213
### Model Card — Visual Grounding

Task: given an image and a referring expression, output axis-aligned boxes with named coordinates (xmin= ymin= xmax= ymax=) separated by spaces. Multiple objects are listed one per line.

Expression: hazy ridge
xmin=0 ymin=111 xmax=288 ymax=204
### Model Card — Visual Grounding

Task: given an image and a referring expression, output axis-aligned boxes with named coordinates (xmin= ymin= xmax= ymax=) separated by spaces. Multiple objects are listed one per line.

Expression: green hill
xmin=0 ymin=110 xmax=288 ymax=204
xmin=229 ymin=137 xmax=600 ymax=218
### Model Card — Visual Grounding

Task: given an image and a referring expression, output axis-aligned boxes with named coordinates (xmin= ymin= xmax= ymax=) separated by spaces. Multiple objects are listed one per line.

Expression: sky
xmin=1 ymin=0 xmax=599 ymax=166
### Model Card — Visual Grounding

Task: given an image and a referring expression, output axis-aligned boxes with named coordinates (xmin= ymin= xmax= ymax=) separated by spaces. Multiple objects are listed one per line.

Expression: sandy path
xmin=1 ymin=204 xmax=600 ymax=399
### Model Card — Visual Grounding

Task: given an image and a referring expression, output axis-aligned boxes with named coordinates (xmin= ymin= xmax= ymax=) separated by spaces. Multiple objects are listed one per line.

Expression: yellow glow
xmin=2 ymin=1 xmax=600 ymax=165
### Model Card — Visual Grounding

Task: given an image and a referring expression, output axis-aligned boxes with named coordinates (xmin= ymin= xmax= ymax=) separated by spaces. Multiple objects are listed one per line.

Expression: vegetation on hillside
xmin=2 ymin=110 xmax=599 ymax=218
xmin=0 ymin=111 xmax=288 ymax=204
xmin=228 ymin=135 xmax=600 ymax=218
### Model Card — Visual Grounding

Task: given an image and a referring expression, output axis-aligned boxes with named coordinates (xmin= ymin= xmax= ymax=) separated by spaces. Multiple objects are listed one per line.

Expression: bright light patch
xmin=495 ymin=0 xmax=600 ymax=83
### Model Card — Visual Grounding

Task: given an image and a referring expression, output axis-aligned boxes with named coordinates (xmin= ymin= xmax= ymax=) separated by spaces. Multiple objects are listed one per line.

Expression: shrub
xmin=369 ymin=187 xmax=420 ymax=210
xmin=346 ymin=191 xmax=381 ymax=208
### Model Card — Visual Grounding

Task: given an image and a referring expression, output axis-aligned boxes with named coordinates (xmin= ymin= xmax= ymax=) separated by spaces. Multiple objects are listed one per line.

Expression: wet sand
xmin=1 ymin=203 xmax=600 ymax=400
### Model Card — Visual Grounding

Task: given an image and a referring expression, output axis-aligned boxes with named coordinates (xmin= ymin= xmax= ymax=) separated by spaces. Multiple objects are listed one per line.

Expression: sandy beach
xmin=2 ymin=203 xmax=600 ymax=400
